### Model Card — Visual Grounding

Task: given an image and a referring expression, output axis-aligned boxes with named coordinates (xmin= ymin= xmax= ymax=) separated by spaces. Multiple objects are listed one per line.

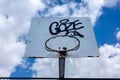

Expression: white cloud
xmin=0 ymin=0 xmax=45 ymax=77
xmin=31 ymin=58 xmax=59 ymax=78
xmin=45 ymin=4 xmax=69 ymax=17
xmin=31 ymin=43 xmax=120 ymax=78
xmin=0 ymin=41 xmax=25 ymax=77
xmin=70 ymin=0 xmax=104 ymax=24
xmin=116 ymin=31 xmax=120 ymax=40
xmin=104 ymin=0 xmax=120 ymax=8
xmin=98 ymin=44 xmax=120 ymax=78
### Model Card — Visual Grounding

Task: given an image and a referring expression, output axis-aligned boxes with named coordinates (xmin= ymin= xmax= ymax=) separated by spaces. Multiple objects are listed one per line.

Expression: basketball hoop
xmin=45 ymin=35 xmax=80 ymax=53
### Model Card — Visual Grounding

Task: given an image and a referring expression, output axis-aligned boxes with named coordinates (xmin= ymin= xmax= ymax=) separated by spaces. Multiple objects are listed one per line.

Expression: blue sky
xmin=95 ymin=7 xmax=120 ymax=46
xmin=0 ymin=0 xmax=120 ymax=78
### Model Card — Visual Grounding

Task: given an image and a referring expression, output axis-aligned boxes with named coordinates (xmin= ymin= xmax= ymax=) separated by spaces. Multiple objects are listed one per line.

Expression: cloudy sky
xmin=0 ymin=0 xmax=120 ymax=78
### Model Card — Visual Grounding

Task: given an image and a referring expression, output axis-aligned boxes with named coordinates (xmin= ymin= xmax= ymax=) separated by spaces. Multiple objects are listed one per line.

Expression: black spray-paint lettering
xmin=49 ymin=19 xmax=84 ymax=38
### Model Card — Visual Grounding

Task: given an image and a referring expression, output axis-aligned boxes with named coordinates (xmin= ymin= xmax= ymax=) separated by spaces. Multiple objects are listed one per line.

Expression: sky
xmin=0 ymin=0 xmax=120 ymax=78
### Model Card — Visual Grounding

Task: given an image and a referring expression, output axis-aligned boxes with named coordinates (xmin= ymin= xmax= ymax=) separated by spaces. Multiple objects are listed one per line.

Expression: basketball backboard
xmin=25 ymin=17 xmax=99 ymax=58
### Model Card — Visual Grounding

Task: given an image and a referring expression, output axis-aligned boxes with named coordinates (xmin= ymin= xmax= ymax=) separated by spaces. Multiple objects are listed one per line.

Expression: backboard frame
xmin=25 ymin=17 xmax=100 ymax=58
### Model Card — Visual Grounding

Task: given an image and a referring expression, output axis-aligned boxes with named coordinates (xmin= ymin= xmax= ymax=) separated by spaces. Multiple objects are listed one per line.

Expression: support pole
xmin=59 ymin=58 xmax=65 ymax=79
xmin=58 ymin=47 xmax=67 ymax=79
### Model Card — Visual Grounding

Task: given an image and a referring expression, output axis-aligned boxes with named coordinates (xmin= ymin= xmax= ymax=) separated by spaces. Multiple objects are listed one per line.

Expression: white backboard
xmin=25 ymin=17 xmax=100 ymax=58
